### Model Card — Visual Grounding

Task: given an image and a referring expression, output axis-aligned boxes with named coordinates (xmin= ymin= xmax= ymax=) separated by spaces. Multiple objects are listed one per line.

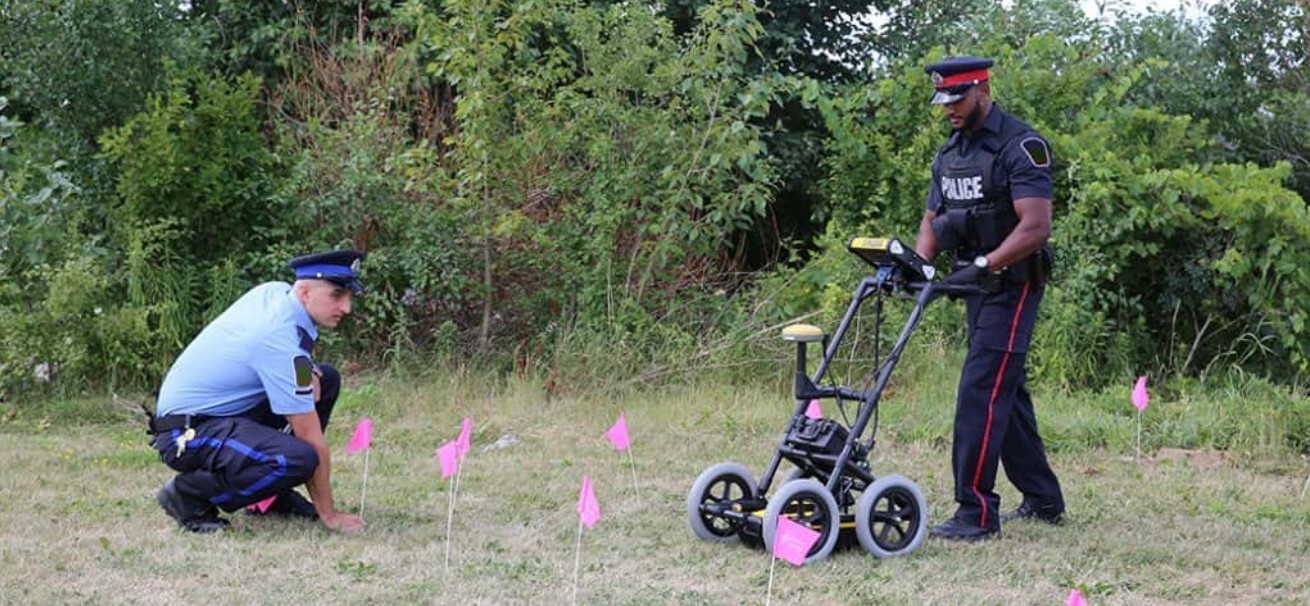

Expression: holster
xmin=1006 ymin=245 xmax=1054 ymax=284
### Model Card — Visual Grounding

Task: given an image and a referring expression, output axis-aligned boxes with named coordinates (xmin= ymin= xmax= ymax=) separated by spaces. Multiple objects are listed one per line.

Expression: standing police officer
xmin=914 ymin=57 xmax=1065 ymax=541
xmin=148 ymin=250 xmax=368 ymax=533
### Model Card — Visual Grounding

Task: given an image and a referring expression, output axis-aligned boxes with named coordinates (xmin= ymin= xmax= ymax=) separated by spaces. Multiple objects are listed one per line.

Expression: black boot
xmin=930 ymin=516 xmax=999 ymax=542
xmin=157 ymin=479 xmax=230 ymax=533
xmin=1000 ymin=500 xmax=1064 ymax=525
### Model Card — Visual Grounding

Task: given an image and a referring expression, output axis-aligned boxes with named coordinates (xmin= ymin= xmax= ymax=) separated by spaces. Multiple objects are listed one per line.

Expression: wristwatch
xmin=973 ymin=255 xmax=990 ymax=270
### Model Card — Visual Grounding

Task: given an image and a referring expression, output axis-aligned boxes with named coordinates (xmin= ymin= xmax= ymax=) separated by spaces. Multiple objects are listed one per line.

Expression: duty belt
xmin=146 ymin=413 xmax=215 ymax=435
xmin=147 ymin=413 xmax=219 ymax=458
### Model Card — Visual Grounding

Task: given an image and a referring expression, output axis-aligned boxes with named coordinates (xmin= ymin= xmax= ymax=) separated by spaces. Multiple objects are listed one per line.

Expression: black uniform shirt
xmin=925 ymin=104 xmax=1053 ymax=214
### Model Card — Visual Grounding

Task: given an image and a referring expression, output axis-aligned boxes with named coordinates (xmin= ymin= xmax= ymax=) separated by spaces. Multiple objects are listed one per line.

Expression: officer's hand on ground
xmin=944 ymin=264 xmax=985 ymax=286
xmin=321 ymin=511 xmax=365 ymax=532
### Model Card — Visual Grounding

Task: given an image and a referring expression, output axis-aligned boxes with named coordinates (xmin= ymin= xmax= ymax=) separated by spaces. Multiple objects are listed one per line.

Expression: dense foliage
xmin=1 ymin=0 xmax=1306 ymax=401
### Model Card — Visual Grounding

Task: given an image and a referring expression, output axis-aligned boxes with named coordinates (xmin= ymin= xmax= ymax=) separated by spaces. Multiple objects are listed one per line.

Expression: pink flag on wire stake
xmin=250 ymin=495 xmax=276 ymax=514
xmin=1132 ymin=376 xmax=1149 ymax=412
xmin=346 ymin=418 xmax=373 ymax=453
xmin=436 ymin=440 xmax=460 ymax=479
xmin=1067 ymin=588 xmax=1088 ymax=606
xmin=577 ymin=475 xmax=601 ymax=529
xmin=804 ymin=399 xmax=822 ymax=420
xmin=605 ymin=413 xmax=630 ymax=450
xmin=455 ymin=417 xmax=472 ymax=459
xmin=772 ymin=516 xmax=820 ymax=566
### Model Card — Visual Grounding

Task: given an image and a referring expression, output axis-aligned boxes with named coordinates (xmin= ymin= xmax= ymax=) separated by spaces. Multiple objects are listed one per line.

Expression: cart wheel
xmin=687 ymin=462 xmax=758 ymax=542
xmin=855 ymin=474 xmax=928 ymax=558
xmin=762 ymin=479 xmax=841 ymax=564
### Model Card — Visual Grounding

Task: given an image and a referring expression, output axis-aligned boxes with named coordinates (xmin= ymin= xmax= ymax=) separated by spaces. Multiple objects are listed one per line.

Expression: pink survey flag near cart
xmin=765 ymin=515 xmax=822 ymax=604
xmin=1132 ymin=376 xmax=1149 ymax=412
xmin=804 ymin=399 xmax=822 ymax=419
xmin=345 ymin=418 xmax=373 ymax=517
xmin=1132 ymin=375 xmax=1149 ymax=459
xmin=772 ymin=516 xmax=820 ymax=566
xmin=346 ymin=418 xmax=373 ymax=453
xmin=577 ymin=475 xmax=601 ymax=528
xmin=605 ymin=414 xmax=630 ymax=450
xmin=436 ymin=440 xmax=460 ymax=479
xmin=605 ymin=413 xmax=642 ymax=501
xmin=571 ymin=475 xmax=602 ymax=605
xmin=440 ymin=419 xmax=473 ymax=572
xmin=251 ymin=495 xmax=275 ymax=514
xmin=1068 ymin=588 xmax=1088 ymax=606
xmin=455 ymin=417 xmax=472 ymax=459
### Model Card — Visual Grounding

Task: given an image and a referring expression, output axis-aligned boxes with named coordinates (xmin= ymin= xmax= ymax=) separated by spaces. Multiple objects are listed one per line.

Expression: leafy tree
xmin=0 ymin=1 xmax=196 ymax=146
xmin=1105 ymin=0 xmax=1309 ymax=198
xmin=411 ymin=0 xmax=780 ymax=352
xmin=798 ymin=16 xmax=1310 ymax=386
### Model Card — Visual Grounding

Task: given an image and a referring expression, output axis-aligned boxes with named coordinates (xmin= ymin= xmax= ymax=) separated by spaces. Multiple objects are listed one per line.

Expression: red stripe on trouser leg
xmin=969 ymin=282 xmax=1031 ymax=527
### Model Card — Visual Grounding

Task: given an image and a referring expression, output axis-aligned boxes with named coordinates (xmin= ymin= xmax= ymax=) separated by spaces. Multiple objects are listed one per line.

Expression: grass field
xmin=3 ymin=366 xmax=1310 ymax=605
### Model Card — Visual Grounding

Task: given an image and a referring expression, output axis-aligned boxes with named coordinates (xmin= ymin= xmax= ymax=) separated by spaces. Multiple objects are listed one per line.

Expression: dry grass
xmin=2 ymin=369 xmax=1310 ymax=605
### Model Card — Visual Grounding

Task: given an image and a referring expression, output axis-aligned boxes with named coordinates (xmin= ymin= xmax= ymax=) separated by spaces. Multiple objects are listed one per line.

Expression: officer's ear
xmin=978 ymin=82 xmax=991 ymax=100
xmin=292 ymin=279 xmax=314 ymax=303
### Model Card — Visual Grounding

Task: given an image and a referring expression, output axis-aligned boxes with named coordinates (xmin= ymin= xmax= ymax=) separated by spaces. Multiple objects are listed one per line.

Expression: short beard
xmin=958 ymin=101 xmax=984 ymax=132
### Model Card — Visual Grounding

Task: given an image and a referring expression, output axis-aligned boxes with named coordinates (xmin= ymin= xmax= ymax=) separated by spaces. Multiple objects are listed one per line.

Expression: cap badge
xmin=931 ymin=71 xmax=944 ymax=85
xmin=350 ymin=258 xmax=362 ymax=273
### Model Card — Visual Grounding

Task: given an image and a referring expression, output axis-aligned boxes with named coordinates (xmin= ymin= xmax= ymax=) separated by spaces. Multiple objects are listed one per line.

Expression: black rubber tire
xmin=762 ymin=479 xmax=841 ymax=564
xmin=687 ymin=462 xmax=758 ymax=542
xmin=855 ymin=474 xmax=928 ymax=558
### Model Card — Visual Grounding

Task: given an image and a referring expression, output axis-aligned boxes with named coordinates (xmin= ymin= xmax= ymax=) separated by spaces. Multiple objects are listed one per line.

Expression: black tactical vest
xmin=933 ymin=112 xmax=1032 ymax=255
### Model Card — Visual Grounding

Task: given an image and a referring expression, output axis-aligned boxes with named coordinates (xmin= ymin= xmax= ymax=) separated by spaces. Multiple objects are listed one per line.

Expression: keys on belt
xmin=176 ymin=427 xmax=197 ymax=457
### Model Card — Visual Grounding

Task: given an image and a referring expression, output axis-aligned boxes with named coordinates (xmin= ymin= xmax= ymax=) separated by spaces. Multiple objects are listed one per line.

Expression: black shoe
xmin=930 ymin=517 xmax=999 ymax=542
xmin=157 ymin=480 xmax=230 ymax=533
xmin=1000 ymin=500 xmax=1064 ymax=525
xmin=246 ymin=490 xmax=319 ymax=520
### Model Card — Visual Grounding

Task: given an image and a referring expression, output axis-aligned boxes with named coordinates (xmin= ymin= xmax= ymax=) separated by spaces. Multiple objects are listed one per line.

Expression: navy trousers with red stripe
xmin=152 ymin=365 xmax=340 ymax=516
xmin=951 ymin=282 xmax=1063 ymax=530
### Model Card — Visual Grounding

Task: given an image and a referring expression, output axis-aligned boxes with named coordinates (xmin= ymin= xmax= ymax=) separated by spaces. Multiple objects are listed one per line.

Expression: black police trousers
xmin=951 ymin=282 xmax=1063 ymax=529
xmin=151 ymin=364 xmax=341 ymax=516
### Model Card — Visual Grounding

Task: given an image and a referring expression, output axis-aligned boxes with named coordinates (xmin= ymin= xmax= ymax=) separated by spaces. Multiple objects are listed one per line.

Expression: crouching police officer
xmin=147 ymin=250 xmax=368 ymax=533
xmin=913 ymin=57 xmax=1065 ymax=541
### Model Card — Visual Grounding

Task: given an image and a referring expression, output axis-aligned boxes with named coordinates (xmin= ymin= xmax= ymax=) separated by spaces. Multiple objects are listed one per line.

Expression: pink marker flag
xmin=436 ymin=440 xmax=460 ymax=479
xmin=577 ymin=475 xmax=601 ymax=529
xmin=346 ymin=418 xmax=373 ymax=453
xmin=1067 ymin=588 xmax=1088 ymax=606
xmin=605 ymin=413 xmax=630 ymax=450
xmin=772 ymin=516 xmax=820 ymax=566
xmin=250 ymin=495 xmax=276 ymax=514
xmin=804 ymin=399 xmax=822 ymax=420
xmin=455 ymin=417 xmax=472 ymax=460
xmin=1132 ymin=376 xmax=1150 ymax=412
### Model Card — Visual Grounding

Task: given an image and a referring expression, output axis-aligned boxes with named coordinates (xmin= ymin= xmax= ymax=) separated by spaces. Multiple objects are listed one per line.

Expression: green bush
xmin=804 ymin=32 xmax=1310 ymax=389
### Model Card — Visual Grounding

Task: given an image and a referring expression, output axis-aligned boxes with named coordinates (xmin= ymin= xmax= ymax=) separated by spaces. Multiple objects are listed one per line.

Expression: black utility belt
xmin=1003 ymin=252 xmax=1049 ymax=283
xmin=953 ymin=250 xmax=1051 ymax=285
xmin=148 ymin=414 xmax=216 ymax=435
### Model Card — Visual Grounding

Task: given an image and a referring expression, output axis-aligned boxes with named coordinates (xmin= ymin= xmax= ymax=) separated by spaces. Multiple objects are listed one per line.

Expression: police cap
xmin=925 ymin=56 xmax=994 ymax=105
xmin=288 ymin=249 xmax=366 ymax=294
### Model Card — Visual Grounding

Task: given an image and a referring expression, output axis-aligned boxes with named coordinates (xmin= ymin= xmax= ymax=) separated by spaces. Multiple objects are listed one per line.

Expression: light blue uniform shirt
xmin=157 ymin=282 xmax=319 ymax=417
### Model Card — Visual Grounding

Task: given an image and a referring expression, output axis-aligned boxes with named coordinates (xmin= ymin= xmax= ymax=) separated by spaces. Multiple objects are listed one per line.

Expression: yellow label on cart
xmin=848 ymin=237 xmax=889 ymax=252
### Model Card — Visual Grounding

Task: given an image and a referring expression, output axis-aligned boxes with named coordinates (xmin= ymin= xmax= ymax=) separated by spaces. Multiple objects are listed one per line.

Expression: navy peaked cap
xmin=289 ymin=249 xmax=366 ymax=294
xmin=925 ymin=56 xmax=995 ymax=105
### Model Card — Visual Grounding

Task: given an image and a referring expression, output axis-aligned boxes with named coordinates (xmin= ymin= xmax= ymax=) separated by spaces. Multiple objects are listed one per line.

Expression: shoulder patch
xmin=293 ymin=355 xmax=314 ymax=388
xmin=1020 ymin=137 xmax=1051 ymax=168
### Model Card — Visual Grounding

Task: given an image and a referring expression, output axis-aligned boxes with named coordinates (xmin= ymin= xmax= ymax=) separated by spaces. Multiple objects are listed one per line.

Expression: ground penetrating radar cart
xmin=686 ymin=236 xmax=978 ymax=563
